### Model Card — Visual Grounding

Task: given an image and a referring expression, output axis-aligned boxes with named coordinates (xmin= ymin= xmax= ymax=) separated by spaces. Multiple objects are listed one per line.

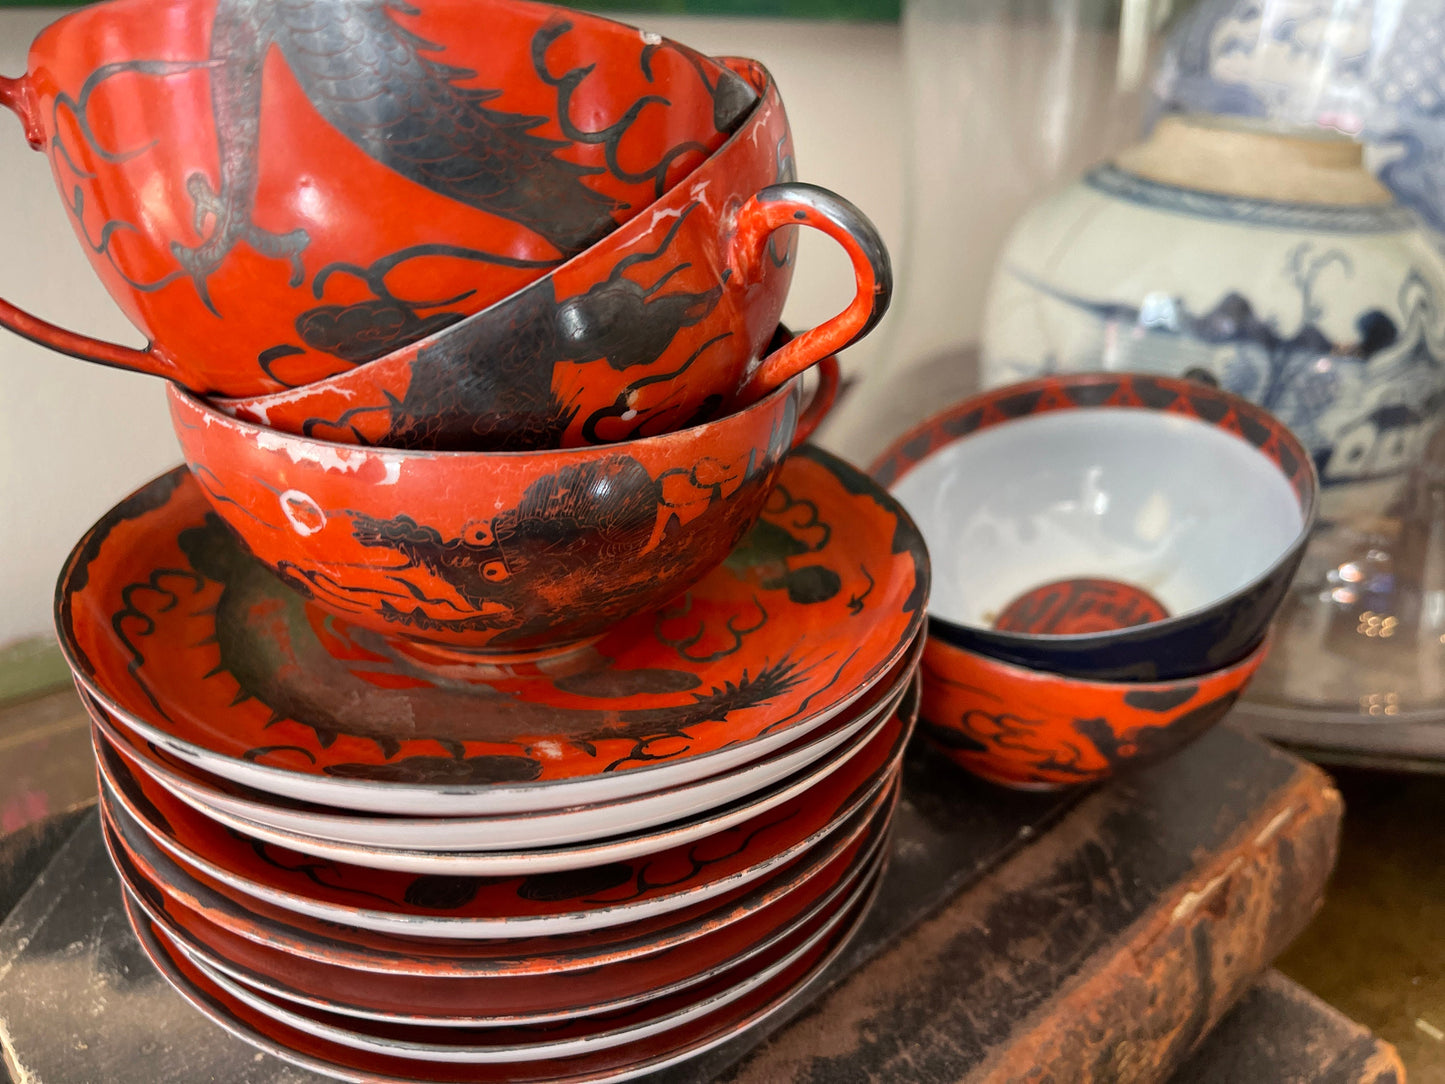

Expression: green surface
xmin=0 ymin=636 xmax=69 ymax=709
xmin=1277 ymin=765 xmax=1445 ymax=1083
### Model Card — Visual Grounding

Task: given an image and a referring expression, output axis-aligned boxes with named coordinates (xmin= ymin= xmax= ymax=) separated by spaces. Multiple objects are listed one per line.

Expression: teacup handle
xmin=0 ymin=74 xmax=185 ymax=383
xmin=791 ymin=352 xmax=840 ymax=447
xmin=729 ymin=183 xmax=892 ymax=401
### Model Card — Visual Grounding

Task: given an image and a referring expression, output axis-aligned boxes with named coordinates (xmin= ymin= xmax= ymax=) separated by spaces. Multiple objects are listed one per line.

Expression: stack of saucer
xmin=13 ymin=0 xmax=916 ymax=1072
xmin=57 ymin=446 xmax=927 ymax=1081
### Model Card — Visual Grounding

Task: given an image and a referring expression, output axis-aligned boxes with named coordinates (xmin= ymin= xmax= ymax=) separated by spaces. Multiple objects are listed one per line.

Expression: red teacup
xmin=213 ymin=59 xmax=890 ymax=451
xmin=0 ymin=0 xmax=757 ymax=396
xmin=168 ymin=340 xmax=839 ymax=658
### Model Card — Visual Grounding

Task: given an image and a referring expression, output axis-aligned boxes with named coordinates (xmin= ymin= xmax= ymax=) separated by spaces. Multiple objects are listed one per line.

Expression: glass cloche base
xmin=1234 ymin=489 xmax=1445 ymax=769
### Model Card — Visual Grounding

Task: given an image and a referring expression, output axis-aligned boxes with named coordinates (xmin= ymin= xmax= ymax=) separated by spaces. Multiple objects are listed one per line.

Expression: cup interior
xmin=892 ymin=408 xmax=1304 ymax=636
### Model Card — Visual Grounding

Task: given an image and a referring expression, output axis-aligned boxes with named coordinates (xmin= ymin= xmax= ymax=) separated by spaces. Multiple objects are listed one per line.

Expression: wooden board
xmin=0 ymin=723 xmax=1340 ymax=1084
xmin=682 ymin=725 xmax=1342 ymax=1083
xmin=1170 ymin=971 xmax=1405 ymax=1084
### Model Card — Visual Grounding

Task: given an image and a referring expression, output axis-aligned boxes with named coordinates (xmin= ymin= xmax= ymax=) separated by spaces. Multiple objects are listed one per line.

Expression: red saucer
xmin=84 ymin=631 xmax=919 ymax=856
xmin=100 ymin=706 xmax=903 ymax=947
xmin=116 ymin=817 xmax=887 ymax=1026
xmin=167 ymin=864 xmax=873 ymax=1062
xmin=123 ymin=871 xmax=874 ymax=1083
xmin=59 ymin=449 xmax=927 ymax=814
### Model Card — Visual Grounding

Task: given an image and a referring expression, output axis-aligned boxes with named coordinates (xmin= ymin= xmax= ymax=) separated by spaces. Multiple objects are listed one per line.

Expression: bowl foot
xmin=385 ymin=635 xmax=608 ymax=679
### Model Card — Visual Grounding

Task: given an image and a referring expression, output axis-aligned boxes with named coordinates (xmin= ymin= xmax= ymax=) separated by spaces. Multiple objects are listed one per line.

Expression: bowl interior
xmin=892 ymin=408 xmax=1303 ymax=635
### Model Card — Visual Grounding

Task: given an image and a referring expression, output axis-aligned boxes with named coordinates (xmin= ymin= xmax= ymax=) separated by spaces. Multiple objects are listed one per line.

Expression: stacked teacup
xmin=872 ymin=372 xmax=1318 ymax=790
xmin=12 ymin=0 xmax=929 ymax=1078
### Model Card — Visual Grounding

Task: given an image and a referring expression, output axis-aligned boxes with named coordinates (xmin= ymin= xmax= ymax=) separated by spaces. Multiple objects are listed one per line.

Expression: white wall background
xmin=0 ymin=10 xmax=910 ymax=648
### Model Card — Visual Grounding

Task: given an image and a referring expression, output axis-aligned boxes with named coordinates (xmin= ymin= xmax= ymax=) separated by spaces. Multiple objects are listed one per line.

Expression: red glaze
xmin=121 ymin=870 xmax=877 ymax=1083
xmin=918 ymin=632 xmax=1271 ymax=789
xmin=83 ymin=633 xmax=920 ymax=849
xmin=59 ymin=447 xmax=928 ymax=789
xmin=167 ymin=355 xmax=838 ymax=655
xmin=214 ymin=64 xmax=891 ymax=449
xmin=101 ymin=771 xmax=896 ymax=978
xmin=90 ymin=665 xmax=908 ymax=876
xmin=0 ymin=0 xmax=760 ymax=395
xmin=145 ymin=862 xmax=874 ymax=1059
xmin=96 ymin=703 xmax=909 ymax=937
xmin=116 ymin=816 xmax=885 ymax=1025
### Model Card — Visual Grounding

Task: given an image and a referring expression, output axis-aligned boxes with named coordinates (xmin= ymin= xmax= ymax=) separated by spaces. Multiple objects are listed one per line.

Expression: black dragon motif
xmin=347 ymin=456 xmax=672 ymax=636
xmin=56 ymin=1 xmax=756 ymax=319
xmin=175 ymin=0 xmax=621 ymax=305
xmin=165 ymin=514 xmax=811 ymax=771
xmin=301 ymin=202 xmax=723 ymax=450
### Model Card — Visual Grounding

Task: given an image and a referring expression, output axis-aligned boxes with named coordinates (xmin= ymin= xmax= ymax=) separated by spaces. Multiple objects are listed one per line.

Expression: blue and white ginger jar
xmin=980 ymin=115 xmax=1445 ymax=522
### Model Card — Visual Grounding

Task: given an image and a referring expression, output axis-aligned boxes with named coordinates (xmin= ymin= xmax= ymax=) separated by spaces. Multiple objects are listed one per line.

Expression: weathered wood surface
xmin=697 ymin=725 xmax=1341 ymax=1084
xmin=0 ymin=725 xmax=1340 ymax=1084
xmin=1169 ymin=970 xmax=1405 ymax=1084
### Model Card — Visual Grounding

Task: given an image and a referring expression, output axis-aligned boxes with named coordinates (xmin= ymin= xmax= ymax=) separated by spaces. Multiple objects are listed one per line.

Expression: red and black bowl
xmin=871 ymin=372 xmax=1317 ymax=682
